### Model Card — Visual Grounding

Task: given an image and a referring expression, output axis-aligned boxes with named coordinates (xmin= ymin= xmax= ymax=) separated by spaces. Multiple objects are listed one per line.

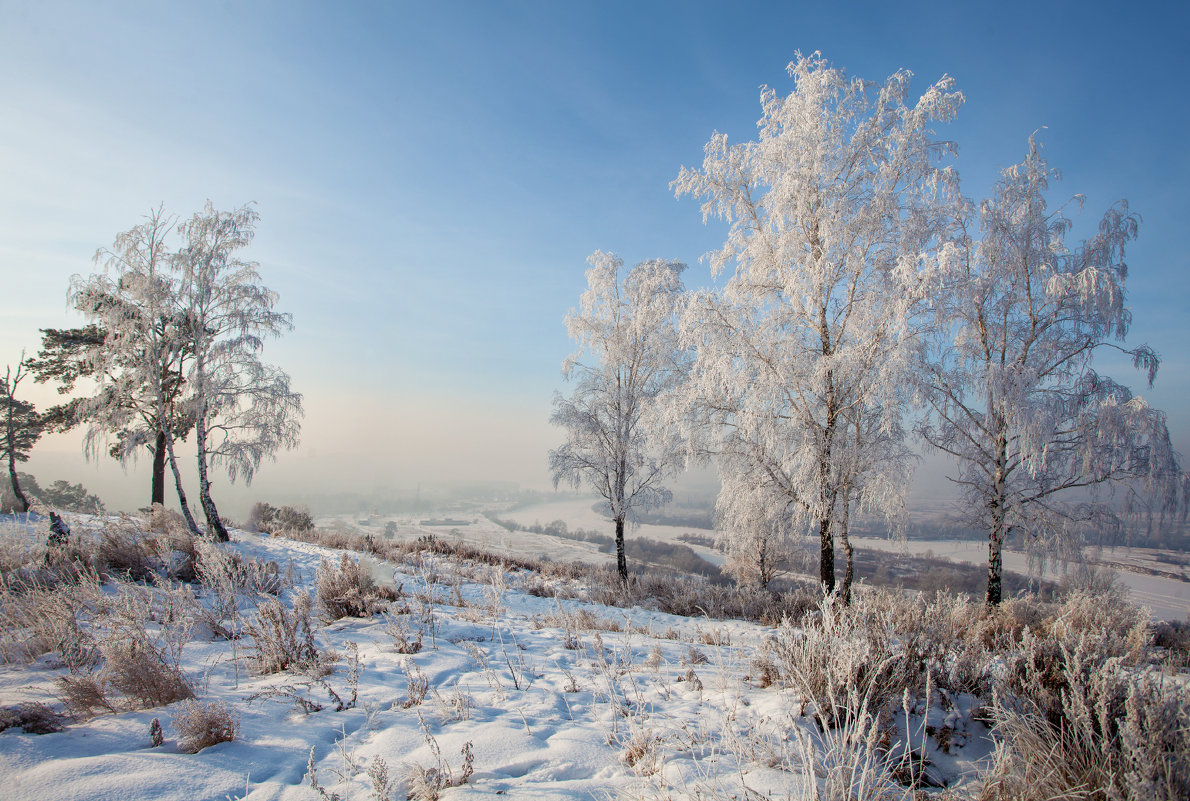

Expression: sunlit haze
xmin=2 ymin=1 xmax=1187 ymax=517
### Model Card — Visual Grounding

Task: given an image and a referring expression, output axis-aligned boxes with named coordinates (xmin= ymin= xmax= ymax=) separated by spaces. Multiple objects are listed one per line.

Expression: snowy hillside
xmin=1 ymin=513 xmax=1187 ymax=800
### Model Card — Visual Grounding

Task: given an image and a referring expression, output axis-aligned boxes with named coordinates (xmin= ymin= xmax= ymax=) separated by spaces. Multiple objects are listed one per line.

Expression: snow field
xmin=0 ymin=525 xmax=992 ymax=800
xmin=9 ymin=518 xmax=1187 ymax=801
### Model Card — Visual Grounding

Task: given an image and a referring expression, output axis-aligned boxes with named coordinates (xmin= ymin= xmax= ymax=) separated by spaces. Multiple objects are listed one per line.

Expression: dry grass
xmin=0 ymin=571 xmax=103 ymax=668
xmin=96 ymin=519 xmax=157 ymax=582
xmin=245 ymin=592 xmax=323 ymax=674
xmin=0 ymin=702 xmax=66 ymax=734
xmin=403 ymin=738 xmax=474 ymax=801
xmin=283 ymin=526 xmax=822 ymax=627
xmin=772 ymin=593 xmax=908 ymax=727
xmin=315 ymin=552 xmax=391 ymax=621
xmin=979 ymin=664 xmax=1190 ymax=801
xmin=620 ymin=726 xmax=664 ymax=776
xmin=172 ymin=699 xmax=239 ymax=753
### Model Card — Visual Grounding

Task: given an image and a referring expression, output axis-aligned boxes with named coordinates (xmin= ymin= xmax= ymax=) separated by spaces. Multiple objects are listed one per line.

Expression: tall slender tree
xmin=549 ymin=252 xmax=688 ymax=583
xmin=918 ymin=136 xmax=1187 ymax=605
xmin=0 ymin=358 xmax=42 ymax=514
xmin=673 ymin=52 xmax=961 ymax=596
xmin=174 ymin=202 xmax=301 ymax=542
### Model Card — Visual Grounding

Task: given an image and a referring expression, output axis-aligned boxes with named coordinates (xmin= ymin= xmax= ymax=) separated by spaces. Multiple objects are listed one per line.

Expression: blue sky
xmin=1 ymin=1 xmax=1187 ymax=512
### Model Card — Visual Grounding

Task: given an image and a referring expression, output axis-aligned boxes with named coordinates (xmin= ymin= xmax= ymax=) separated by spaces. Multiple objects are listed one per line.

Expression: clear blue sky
xmin=1 ymin=1 xmax=1186 ymax=512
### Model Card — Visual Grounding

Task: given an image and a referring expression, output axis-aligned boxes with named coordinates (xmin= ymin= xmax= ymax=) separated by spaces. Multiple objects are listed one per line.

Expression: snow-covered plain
xmin=0 ymin=524 xmax=993 ymax=801
xmin=499 ymin=497 xmax=1190 ymax=621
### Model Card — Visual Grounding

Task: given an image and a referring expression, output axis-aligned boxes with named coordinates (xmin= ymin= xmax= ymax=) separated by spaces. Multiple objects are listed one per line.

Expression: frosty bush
xmin=172 ymin=699 xmax=239 ymax=753
xmin=0 ymin=572 xmax=101 ymax=668
xmin=979 ymin=662 xmax=1190 ymax=801
xmin=52 ymin=581 xmax=196 ymax=716
xmin=772 ymin=593 xmax=907 ymax=726
xmin=247 ymin=501 xmax=314 ymax=535
xmin=0 ymin=702 xmax=66 ymax=734
xmin=316 ymin=553 xmax=389 ymax=621
xmin=96 ymin=518 xmax=157 ymax=582
xmin=100 ymin=638 xmax=194 ymax=709
xmin=246 ymin=592 xmax=322 ymax=674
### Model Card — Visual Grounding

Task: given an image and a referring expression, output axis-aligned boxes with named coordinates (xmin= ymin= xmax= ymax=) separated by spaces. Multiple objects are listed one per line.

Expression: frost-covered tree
xmin=673 ymin=52 xmax=961 ymax=596
xmin=714 ymin=468 xmax=796 ymax=591
xmin=69 ymin=207 xmax=201 ymax=531
xmin=918 ymin=136 xmax=1188 ymax=605
xmin=174 ymin=202 xmax=302 ymax=542
xmin=63 ymin=211 xmax=197 ymax=511
xmin=0 ymin=359 xmax=42 ymax=513
xmin=549 ymin=252 xmax=688 ymax=583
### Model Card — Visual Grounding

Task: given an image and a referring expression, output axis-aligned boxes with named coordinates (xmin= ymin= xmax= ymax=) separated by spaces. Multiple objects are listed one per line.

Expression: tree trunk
xmin=7 ymin=453 xmax=28 ymax=514
xmin=986 ymin=424 xmax=1008 ymax=607
xmin=986 ymin=522 xmax=1004 ymax=607
xmin=818 ymin=517 xmax=835 ymax=594
xmin=840 ymin=521 xmax=854 ymax=606
xmin=757 ymin=537 xmax=770 ymax=591
xmin=195 ymin=413 xmax=228 ymax=542
xmin=163 ymin=426 xmax=201 ymax=537
xmin=615 ymin=515 xmax=627 ymax=584
xmin=151 ymin=429 xmax=166 ymax=507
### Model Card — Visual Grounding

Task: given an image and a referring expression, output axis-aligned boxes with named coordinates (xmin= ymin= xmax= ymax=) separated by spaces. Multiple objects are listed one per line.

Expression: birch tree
xmin=174 ymin=202 xmax=302 ymax=542
xmin=549 ymin=251 xmax=688 ymax=583
xmin=673 ymin=52 xmax=961 ymax=596
xmin=714 ymin=465 xmax=796 ymax=590
xmin=918 ymin=136 xmax=1188 ymax=605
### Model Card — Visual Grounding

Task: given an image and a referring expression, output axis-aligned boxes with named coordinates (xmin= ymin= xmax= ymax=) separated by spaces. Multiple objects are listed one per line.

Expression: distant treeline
xmin=615 ymin=500 xmax=993 ymax=542
xmin=615 ymin=501 xmax=1190 ymax=553
xmin=676 ymin=532 xmax=717 ymax=548
xmin=631 ymin=507 xmax=716 ymax=529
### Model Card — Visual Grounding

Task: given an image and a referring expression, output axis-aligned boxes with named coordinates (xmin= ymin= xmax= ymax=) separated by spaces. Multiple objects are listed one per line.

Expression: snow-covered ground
xmin=0 ymin=526 xmax=992 ymax=800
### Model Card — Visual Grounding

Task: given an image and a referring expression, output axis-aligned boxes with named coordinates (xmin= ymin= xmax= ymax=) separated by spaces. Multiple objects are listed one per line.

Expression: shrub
xmin=172 ymin=699 xmax=239 ymax=753
xmin=979 ymin=663 xmax=1190 ymax=801
xmin=100 ymin=638 xmax=194 ymax=709
xmin=247 ymin=502 xmax=314 ymax=535
xmin=57 ymin=674 xmax=117 ymax=719
xmin=54 ymin=581 xmax=196 ymax=716
xmin=96 ymin=520 xmax=156 ymax=582
xmin=0 ymin=702 xmax=66 ymax=734
xmin=772 ymin=593 xmax=907 ymax=727
xmin=246 ymin=593 xmax=322 ymax=674
xmin=1152 ymin=619 xmax=1190 ymax=668
xmin=315 ymin=553 xmax=388 ymax=621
